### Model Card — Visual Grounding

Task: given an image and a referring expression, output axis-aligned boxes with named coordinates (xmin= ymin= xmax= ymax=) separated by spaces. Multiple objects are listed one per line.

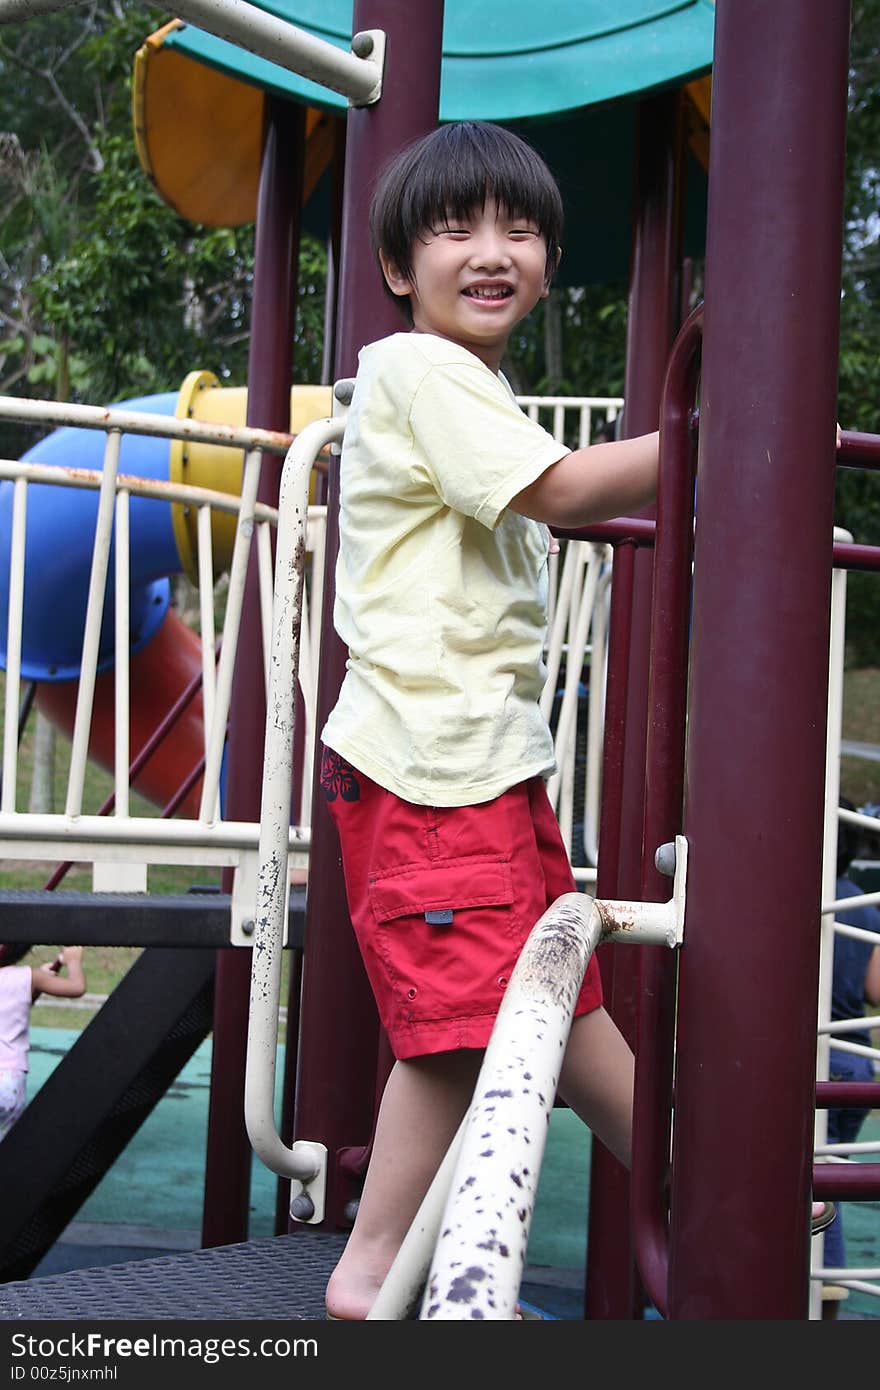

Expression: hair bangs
xmin=371 ymin=122 xmax=563 ymax=295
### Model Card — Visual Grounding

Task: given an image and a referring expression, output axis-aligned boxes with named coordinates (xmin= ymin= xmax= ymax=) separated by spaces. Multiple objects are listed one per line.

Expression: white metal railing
xmin=541 ymin=537 xmax=612 ymax=876
xmin=813 ymin=833 xmax=880 ymax=1306
xmin=246 ymin=410 xmax=344 ymax=1186
xmin=527 ymin=394 xmax=623 ymax=883
xmin=0 ymin=395 xmax=323 ymax=935
xmin=811 ymin=533 xmax=880 ymax=1316
xmin=518 ymin=394 xmax=622 ymax=450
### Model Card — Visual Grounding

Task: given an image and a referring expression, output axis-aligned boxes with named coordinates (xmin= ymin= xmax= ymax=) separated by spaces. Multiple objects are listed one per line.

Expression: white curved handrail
xmin=244 ymin=415 xmax=344 ymax=1185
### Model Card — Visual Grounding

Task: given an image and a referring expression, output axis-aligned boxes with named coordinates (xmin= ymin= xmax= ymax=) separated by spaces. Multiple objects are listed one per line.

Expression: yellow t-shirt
xmin=321 ymin=332 xmax=570 ymax=806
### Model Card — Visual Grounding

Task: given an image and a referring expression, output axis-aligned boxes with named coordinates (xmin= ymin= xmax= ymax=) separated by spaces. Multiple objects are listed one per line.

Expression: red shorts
xmin=320 ymin=746 xmax=603 ymax=1060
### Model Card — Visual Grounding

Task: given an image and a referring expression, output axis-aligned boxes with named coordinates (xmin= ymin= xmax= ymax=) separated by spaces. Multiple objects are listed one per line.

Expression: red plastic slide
xmin=34 ymin=610 xmax=206 ymax=820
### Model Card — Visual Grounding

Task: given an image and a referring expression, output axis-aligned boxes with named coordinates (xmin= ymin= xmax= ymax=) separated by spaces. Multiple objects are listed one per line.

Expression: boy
xmin=320 ymin=121 xmax=658 ymax=1320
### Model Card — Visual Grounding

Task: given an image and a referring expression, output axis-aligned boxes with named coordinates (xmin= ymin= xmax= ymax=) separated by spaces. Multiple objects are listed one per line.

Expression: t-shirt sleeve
xmin=408 ymin=359 xmax=569 ymax=528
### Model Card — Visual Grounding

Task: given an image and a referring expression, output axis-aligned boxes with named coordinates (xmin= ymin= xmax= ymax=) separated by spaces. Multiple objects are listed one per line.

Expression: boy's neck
xmin=408 ymin=326 xmax=506 ymax=374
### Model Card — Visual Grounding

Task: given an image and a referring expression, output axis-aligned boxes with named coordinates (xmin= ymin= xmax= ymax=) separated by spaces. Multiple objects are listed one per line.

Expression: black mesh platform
xmin=0 ymin=1234 xmax=348 ymax=1321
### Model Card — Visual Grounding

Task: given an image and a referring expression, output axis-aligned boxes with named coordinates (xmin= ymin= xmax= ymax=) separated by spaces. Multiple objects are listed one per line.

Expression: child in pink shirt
xmin=0 ymin=943 xmax=86 ymax=1139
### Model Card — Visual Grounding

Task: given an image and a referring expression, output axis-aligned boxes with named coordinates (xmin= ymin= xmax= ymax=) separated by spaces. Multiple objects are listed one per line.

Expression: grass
xmin=841 ymin=667 xmax=880 ymax=809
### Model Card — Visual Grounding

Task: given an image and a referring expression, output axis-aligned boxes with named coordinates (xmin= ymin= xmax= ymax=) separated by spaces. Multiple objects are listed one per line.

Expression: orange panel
xmin=133 ymin=28 xmax=263 ymax=227
xmin=132 ymin=23 xmax=338 ymax=227
xmin=684 ymin=75 xmax=712 ymax=172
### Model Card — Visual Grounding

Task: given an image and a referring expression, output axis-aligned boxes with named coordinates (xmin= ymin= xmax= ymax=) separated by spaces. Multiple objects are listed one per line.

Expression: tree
xmin=835 ymin=0 xmax=880 ymax=664
xmin=0 ymin=4 xmax=326 ymax=460
xmin=504 ymin=282 xmax=628 ymax=407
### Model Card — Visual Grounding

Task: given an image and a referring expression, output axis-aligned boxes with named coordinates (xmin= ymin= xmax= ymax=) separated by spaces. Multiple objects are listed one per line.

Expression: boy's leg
xmin=557 ymin=1005 xmax=634 ymax=1169
xmin=325 ymin=1048 xmax=483 ymax=1320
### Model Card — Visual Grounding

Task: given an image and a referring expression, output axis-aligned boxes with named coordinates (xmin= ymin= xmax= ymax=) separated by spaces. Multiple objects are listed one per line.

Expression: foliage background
xmin=1 ymin=2 xmax=879 ymax=658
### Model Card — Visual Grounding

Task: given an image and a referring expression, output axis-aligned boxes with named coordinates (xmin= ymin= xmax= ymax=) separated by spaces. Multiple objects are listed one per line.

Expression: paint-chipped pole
xmin=403 ymin=840 xmax=687 ymax=1321
xmin=244 ymin=415 xmax=344 ymax=1220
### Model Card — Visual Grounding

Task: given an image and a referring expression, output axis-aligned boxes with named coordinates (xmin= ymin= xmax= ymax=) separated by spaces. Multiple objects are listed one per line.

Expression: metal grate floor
xmin=0 ymin=1234 xmax=348 ymax=1321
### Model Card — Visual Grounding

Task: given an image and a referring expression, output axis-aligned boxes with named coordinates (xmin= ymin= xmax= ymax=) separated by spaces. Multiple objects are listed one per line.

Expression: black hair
xmin=369 ymin=121 xmax=564 ymax=322
xmin=0 ymin=943 xmax=32 ymax=967
xmin=837 ymin=795 xmax=861 ymax=877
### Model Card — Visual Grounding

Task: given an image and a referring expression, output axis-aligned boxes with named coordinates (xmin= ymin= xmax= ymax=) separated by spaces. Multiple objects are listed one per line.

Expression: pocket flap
xmin=368 ymin=856 xmax=513 ymax=923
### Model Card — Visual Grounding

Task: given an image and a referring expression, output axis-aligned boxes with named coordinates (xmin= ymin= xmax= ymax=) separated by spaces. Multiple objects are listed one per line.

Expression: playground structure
xmin=0 ymin=0 xmax=877 ymax=1321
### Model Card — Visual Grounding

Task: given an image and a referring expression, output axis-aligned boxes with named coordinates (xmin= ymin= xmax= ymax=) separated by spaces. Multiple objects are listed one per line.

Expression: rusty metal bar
xmin=0 ymin=394 xmax=292 ymax=455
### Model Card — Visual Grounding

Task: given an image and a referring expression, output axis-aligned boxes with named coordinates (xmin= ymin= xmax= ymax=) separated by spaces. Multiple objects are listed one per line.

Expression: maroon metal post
xmin=668 ymin=0 xmax=850 ymax=1318
xmin=202 ymin=97 xmax=306 ymax=1247
xmin=292 ymin=0 xmax=446 ymax=1231
xmin=584 ymin=87 xmax=684 ymax=1321
xmin=631 ymin=307 xmax=701 ymax=1316
xmin=583 ymin=538 xmax=637 ymax=1321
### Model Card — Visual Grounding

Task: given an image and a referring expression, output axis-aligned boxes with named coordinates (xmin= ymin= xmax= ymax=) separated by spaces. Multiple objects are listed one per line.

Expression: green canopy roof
xmin=147 ymin=2 xmax=714 ymax=284
xmin=164 ymin=0 xmax=714 ymax=120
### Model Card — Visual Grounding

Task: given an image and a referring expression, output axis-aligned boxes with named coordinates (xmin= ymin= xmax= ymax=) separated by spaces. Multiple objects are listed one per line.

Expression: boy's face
xmin=380 ymin=197 xmax=555 ymax=373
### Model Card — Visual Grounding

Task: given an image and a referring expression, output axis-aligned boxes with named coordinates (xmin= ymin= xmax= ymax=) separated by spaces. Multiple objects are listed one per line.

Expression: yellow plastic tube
xmin=169 ymin=369 xmax=333 ymax=583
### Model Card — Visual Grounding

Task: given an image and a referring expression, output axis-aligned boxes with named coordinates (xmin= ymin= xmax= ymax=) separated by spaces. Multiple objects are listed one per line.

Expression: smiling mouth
xmin=462 ymin=285 xmax=514 ymax=301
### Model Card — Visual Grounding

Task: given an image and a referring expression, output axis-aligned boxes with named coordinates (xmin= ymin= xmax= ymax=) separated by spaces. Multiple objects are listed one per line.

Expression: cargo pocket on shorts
xmin=368 ymin=856 xmax=518 ymax=1026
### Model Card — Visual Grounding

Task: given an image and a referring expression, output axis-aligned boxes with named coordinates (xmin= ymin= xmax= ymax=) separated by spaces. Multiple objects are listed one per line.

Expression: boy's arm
xmin=31 ymin=945 xmax=86 ymax=1001
xmin=508 ymin=432 xmax=659 ymax=529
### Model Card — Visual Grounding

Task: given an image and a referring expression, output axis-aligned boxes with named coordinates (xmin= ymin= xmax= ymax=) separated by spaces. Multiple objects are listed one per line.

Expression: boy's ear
xmin=379 ymin=251 xmax=413 ymax=299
